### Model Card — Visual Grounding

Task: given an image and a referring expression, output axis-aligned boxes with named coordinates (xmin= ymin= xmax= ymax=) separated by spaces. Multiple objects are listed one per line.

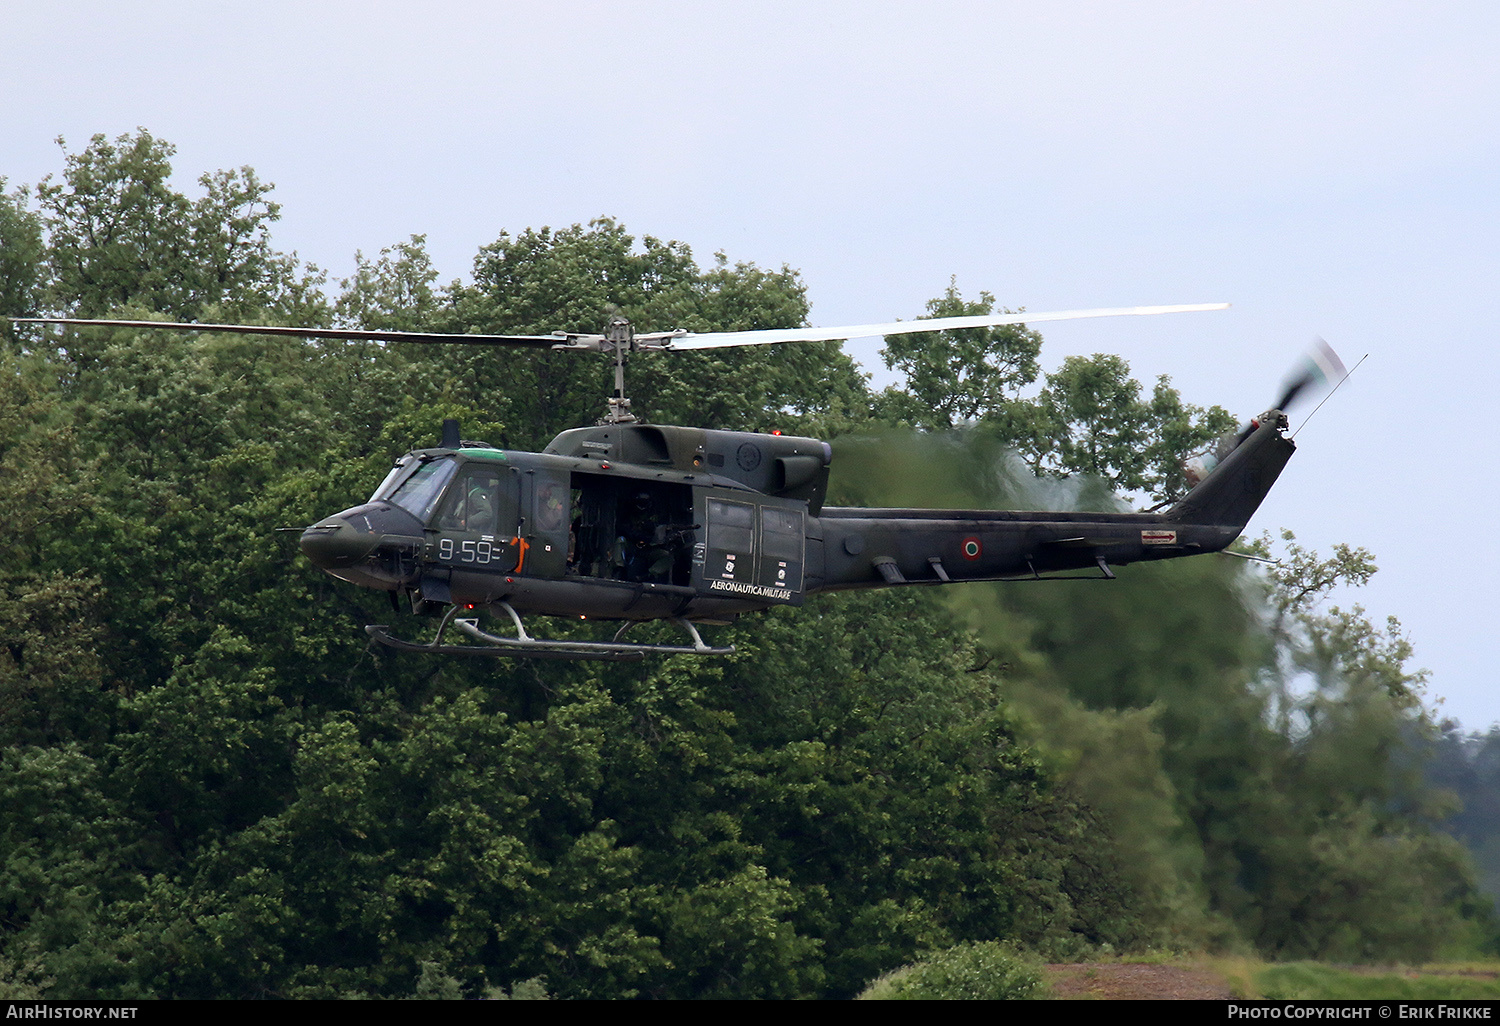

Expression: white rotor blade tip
xmin=665 ymin=302 xmax=1230 ymax=350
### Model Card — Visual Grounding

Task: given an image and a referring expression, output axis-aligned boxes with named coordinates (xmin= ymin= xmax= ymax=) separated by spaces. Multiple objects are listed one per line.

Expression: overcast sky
xmin=6 ymin=1 xmax=1497 ymax=725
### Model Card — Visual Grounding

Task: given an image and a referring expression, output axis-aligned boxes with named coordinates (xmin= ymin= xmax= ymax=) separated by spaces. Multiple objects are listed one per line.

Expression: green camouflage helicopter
xmin=13 ymin=303 xmax=1312 ymax=661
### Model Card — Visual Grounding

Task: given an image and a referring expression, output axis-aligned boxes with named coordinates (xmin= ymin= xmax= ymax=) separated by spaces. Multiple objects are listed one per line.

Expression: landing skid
xmin=365 ymin=602 xmax=734 ymax=661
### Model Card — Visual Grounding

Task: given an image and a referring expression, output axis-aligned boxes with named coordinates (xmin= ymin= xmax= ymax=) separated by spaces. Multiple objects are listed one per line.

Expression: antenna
xmin=1292 ymin=353 xmax=1367 ymax=439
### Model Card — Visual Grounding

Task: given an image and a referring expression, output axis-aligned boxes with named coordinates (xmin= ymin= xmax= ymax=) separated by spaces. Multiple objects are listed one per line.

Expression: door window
xmin=707 ymin=498 xmax=755 ymax=584
xmin=759 ymin=506 xmax=805 ymax=592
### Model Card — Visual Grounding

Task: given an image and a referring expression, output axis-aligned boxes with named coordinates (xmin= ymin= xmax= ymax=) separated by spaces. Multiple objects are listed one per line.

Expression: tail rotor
xmin=1184 ymin=338 xmax=1348 ymax=485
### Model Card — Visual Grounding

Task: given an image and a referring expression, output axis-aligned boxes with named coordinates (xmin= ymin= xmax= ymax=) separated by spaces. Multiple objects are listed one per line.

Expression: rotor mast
xmin=603 ymin=315 xmax=635 ymax=424
xmin=591 ymin=315 xmax=688 ymax=424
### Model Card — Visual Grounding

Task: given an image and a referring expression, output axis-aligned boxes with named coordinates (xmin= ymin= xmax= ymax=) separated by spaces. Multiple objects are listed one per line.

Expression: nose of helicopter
xmin=299 ymin=516 xmax=380 ymax=570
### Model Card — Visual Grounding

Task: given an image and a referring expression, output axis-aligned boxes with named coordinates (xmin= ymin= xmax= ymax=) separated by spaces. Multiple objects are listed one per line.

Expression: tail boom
xmin=808 ymin=413 xmax=1294 ymax=592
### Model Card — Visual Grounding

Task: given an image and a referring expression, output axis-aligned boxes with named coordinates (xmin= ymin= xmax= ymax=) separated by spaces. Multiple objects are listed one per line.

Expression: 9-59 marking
xmin=438 ymin=537 xmax=496 ymax=564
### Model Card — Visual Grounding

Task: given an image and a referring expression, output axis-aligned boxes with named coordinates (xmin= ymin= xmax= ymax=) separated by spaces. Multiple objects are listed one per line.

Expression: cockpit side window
xmin=387 ymin=458 xmax=459 ymax=522
xmin=437 ymin=467 xmax=516 ymax=535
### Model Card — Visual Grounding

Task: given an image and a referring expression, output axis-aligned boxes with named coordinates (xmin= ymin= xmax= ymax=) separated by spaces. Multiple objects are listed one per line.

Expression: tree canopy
xmin=873 ymin=282 xmax=1235 ymax=503
xmin=0 ymin=131 xmax=1486 ymax=999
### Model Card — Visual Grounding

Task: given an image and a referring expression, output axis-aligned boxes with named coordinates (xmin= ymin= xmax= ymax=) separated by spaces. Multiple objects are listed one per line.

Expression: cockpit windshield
xmin=368 ymin=456 xmax=415 ymax=503
xmin=386 ymin=457 xmax=459 ymax=522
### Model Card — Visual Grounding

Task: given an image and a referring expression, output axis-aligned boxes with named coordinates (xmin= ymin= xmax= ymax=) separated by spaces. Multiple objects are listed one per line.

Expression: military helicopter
xmin=12 ymin=303 xmax=1307 ymax=661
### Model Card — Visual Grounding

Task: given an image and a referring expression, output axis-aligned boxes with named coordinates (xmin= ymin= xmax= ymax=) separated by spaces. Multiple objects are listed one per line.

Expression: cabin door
xmin=521 ymin=469 xmax=571 ymax=578
xmin=694 ymin=492 xmax=806 ymax=606
xmin=429 ymin=464 xmax=521 ymax=573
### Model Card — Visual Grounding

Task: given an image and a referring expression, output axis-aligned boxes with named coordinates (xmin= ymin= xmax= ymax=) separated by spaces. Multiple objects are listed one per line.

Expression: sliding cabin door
xmin=694 ymin=491 xmax=806 ymax=606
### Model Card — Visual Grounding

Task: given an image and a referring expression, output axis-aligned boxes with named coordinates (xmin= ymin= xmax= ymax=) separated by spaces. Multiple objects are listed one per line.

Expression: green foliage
xmin=0 ymin=131 xmax=1486 ymax=998
xmin=857 ymin=942 xmax=1046 ymax=1000
xmin=37 ymin=130 xmax=326 ymax=327
xmin=1038 ymin=353 xmax=1150 ymax=488
xmin=0 ymin=179 xmax=44 ymax=320
xmin=1013 ymin=535 xmax=1475 ymax=963
xmin=876 ymin=282 xmax=1043 ymax=429
xmin=436 ymin=219 xmax=869 ymax=447
xmin=1144 ymin=376 xmax=1237 ymax=502
xmin=1034 ymin=357 xmax=1234 ymax=501
xmin=484 ymin=976 xmax=550 ymax=1000
xmin=711 ymin=590 xmax=1145 ymax=984
xmin=335 ymin=235 xmax=441 ymax=333
xmin=413 ymin=961 xmax=463 ymax=1000
xmin=832 ymin=427 xmax=1486 ymax=963
xmin=873 ymin=285 xmax=1233 ymax=503
xmin=1256 ymin=528 xmax=1378 ymax=629
xmin=1426 ymin=725 xmax=1500 ymax=936
xmin=1254 ymin=963 xmax=1500 ymax=1001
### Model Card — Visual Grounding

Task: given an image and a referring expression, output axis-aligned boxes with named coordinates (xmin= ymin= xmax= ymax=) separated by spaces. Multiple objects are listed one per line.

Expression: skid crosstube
xmin=365 ymin=602 xmax=734 ymax=661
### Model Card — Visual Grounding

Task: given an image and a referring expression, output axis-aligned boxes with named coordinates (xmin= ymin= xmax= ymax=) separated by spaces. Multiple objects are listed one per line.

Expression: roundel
xmin=961 ymin=537 xmax=982 ymax=561
xmin=736 ymin=442 xmax=763 ymax=472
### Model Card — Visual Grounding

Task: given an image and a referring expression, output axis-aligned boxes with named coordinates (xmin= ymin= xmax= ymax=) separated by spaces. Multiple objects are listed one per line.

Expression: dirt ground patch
xmin=1043 ymin=962 xmax=1234 ymax=1000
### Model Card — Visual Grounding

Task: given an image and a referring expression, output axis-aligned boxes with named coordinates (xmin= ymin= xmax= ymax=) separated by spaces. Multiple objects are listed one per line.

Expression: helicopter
xmin=11 ymin=303 xmax=1307 ymax=661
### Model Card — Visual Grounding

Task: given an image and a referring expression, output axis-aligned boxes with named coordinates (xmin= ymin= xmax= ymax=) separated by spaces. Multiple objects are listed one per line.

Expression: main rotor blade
xmin=10 ymin=302 xmax=1229 ymax=352
xmin=657 ymin=303 xmax=1230 ymax=350
xmin=6 ymin=317 xmax=569 ymax=348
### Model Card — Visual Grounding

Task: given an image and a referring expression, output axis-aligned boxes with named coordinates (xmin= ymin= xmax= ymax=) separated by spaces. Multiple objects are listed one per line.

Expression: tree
xmin=1034 ymin=357 xmax=1235 ymax=502
xmin=830 ymin=429 xmax=1488 ymax=961
xmin=1035 ymin=353 xmax=1151 ymax=490
xmin=334 ymin=235 xmax=442 ymax=333
xmin=434 ymin=218 xmax=869 ymax=448
xmin=873 ymin=285 xmax=1234 ymax=504
xmin=1142 ymin=376 xmax=1237 ymax=502
xmin=1426 ymin=724 xmax=1500 ymax=912
xmin=875 ymin=282 xmax=1042 ymax=430
xmin=0 ymin=179 xmax=44 ymax=321
xmin=37 ymin=130 xmax=325 ymax=330
xmin=3 ymin=132 xmax=1483 ymax=995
